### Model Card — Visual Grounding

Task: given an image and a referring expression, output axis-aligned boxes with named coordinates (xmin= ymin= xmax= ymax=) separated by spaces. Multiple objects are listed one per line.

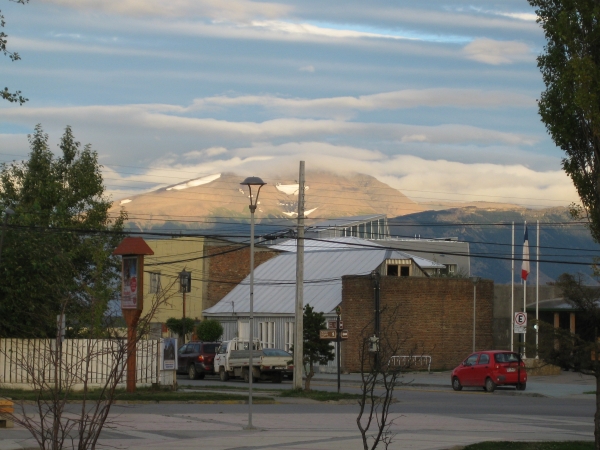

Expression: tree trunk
xmin=594 ymin=370 xmax=600 ymax=450
xmin=304 ymin=362 xmax=314 ymax=391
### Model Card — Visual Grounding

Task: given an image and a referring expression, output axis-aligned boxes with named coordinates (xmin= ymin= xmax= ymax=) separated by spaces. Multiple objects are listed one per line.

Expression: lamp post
xmin=240 ymin=176 xmax=266 ymax=430
xmin=0 ymin=207 xmax=15 ymax=265
xmin=470 ymin=276 xmax=480 ymax=353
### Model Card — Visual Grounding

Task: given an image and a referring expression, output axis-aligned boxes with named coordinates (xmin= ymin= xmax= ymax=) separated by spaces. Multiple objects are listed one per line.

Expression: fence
xmin=0 ymin=339 xmax=166 ymax=389
xmin=389 ymin=355 xmax=432 ymax=373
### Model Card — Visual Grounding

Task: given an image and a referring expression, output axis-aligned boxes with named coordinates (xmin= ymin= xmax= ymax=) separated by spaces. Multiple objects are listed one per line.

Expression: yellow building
xmin=141 ymin=237 xmax=205 ymax=330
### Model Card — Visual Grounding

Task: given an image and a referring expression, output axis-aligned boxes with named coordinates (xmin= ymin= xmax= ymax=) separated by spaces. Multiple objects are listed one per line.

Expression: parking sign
xmin=514 ymin=312 xmax=527 ymax=334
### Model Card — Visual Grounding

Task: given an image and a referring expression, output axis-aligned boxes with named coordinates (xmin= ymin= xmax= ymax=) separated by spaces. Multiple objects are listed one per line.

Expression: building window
xmin=259 ymin=321 xmax=275 ymax=348
xmin=284 ymin=322 xmax=294 ymax=352
xmin=400 ymin=266 xmax=410 ymax=277
xmin=149 ymin=272 xmax=161 ymax=293
xmin=447 ymin=264 xmax=457 ymax=274
xmin=387 ymin=265 xmax=398 ymax=276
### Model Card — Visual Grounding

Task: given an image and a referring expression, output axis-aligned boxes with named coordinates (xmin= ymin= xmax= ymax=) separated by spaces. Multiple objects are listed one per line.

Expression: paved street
xmin=1 ymin=373 xmax=596 ymax=450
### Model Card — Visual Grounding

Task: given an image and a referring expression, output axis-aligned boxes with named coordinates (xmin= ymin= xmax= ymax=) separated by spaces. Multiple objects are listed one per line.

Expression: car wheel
xmin=452 ymin=377 xmax=462 ymax=391
xmin=243 ymin=369 xmax=250 ymax=383
xmin=219 ymin=367 xmax=229 ymax=382
xmin=517 ymin=382 xmax=526 ymax=391
xmin=188 ymin=364 xmax=199 ymax=380
xmin=485 ymin=377 xmax=496 ymax=393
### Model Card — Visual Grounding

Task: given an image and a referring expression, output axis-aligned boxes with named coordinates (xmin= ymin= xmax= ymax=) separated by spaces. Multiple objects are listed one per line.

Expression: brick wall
xmin=341 ymin=276 xmax=494 ymax=372
xmin=203 ymin=241 xmax=279 ymax=311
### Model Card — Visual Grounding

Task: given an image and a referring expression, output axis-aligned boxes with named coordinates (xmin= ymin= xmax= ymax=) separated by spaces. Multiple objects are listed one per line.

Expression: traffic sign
xmin=320 ymin=330 xmax=337 ymax=340
xmin=340 ymin=330 xmax=348 ymax=340
xmin=327 ymin=320 xmax=343 ymax=330
xmin=514 ymin=312 xmax=527 ymax=334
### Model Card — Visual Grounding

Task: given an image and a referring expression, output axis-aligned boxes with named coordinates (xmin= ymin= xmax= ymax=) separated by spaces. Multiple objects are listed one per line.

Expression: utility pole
xmin=293 ymin=161 xmax=305 ymax=390
xmin=180 ymin=270 xmax=191 ymax=344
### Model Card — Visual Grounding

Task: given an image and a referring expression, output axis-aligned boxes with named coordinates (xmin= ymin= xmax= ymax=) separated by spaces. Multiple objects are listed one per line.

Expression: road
xmin=1 ymin=377 xmax=594 ymax=450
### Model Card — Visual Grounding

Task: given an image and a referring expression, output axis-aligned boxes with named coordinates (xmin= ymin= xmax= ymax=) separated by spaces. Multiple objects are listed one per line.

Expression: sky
xmin=0 ymin=0 xmax=579 ymax=209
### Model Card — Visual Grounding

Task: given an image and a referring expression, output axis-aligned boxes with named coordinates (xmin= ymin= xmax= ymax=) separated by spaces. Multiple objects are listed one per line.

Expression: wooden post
xmin=554 ymin=312 xmax=560 ymax=351
xmin=113 ymin=237 xmax=154 ymax=393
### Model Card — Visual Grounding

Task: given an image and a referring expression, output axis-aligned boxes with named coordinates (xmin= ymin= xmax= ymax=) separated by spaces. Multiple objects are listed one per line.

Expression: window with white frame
xmin=237 ymin=321 xmax=249 ymax=343
xmin=284 ymin=322 xmax=294 ymax=352
xmin=149 ymin=272 xmax=161 ymax=294
xmin=259 ymin=321 xmax=275 ymax=348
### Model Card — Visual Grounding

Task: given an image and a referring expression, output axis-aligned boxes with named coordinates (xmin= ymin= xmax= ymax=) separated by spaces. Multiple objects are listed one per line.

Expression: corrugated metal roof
xmin=204 ymin=238 xmax=444 ymax=316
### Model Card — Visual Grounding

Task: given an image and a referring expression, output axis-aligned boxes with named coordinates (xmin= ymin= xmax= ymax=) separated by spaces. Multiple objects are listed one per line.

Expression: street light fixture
xmin=470 ymin=276 xmax=480 ymax=353
xmin=240 ymin=176 xmax=266 ymax=430
xmin=0 ymin=207 xmax=15 ymax=266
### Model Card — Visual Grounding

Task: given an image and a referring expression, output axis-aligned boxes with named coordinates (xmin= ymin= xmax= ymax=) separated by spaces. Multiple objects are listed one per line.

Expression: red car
xmin=451 ymin=350 xmax=527 ymax=392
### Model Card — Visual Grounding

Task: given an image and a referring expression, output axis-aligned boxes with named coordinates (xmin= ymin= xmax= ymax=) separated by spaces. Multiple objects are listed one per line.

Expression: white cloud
xmin=299 ymin=65 xmax=315 ymax=73
xmin=0 ymin=103 xmax=537 ymax=146
xmin=464 ymin=38 xmax=532 ymax=65
xmin=494 ymin=12 xmax=538 ymax=22
xmin=189 ymin=89 xmax=535 ymax=117
xmin=104 ymin=142 xmax=576 ymax=209
xmin=40 ymin=0 xmax=291 ymax=21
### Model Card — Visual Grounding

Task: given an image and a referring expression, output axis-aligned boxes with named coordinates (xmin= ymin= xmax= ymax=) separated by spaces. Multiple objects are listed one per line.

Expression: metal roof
xmin=204 ymin=238 xmax=444 ymax=316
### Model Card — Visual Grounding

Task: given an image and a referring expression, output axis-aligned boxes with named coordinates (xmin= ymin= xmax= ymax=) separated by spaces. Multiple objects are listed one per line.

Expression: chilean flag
xmin=521 ymin=224 xmax=530 ymax=280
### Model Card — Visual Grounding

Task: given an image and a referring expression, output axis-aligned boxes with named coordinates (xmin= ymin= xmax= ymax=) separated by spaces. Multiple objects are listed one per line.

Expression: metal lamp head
xmin=240 ymin=176 xmax=266 ymax=213
xmin=470 ymin=276 xmax=480 ymax=286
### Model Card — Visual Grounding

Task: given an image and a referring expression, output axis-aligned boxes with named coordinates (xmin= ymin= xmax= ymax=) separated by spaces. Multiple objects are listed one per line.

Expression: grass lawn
xmin=463 ymin=442 xmax=593 ymax=450
xmin=279 ymin=389 xmax=362 ymax=401
xmin=0 ymin=387 xmax=274 ymax=403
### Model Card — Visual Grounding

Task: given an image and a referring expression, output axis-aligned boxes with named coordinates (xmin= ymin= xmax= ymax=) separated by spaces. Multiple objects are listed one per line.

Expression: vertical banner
xmin=121 ymin=256 xmax=139 ymax=309
xmin=162 ymin=338 xmax=178 ymax=370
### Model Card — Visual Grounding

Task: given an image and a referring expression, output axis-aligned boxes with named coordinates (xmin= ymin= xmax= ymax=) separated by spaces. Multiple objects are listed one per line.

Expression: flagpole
xmin=511 ymin=221 xmax=514 ymax=352
xmin=523 ymin=221 xmax=527 ymax=360
xmin=536 ymin=220 xmax=539 ymax=359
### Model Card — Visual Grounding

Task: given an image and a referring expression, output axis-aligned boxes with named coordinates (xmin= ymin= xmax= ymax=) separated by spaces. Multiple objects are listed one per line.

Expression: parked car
xmin=451 ymin=350 xmax=527 ymax=392
xmin=177 ymin=341 xmax=220 ymax=380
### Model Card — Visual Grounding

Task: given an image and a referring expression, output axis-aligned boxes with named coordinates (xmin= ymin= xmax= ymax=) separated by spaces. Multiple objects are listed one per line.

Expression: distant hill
xmin=389 ymin=207 xmax=599 ymax=283
xmin=112 ymin=171 xmax=424 ymax=230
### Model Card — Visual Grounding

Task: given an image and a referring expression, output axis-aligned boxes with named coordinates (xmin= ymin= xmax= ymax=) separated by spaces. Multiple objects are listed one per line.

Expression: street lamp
xmin=470 ymin=276 xmax=480 ymax=353
xmin=0 ymin=207 xmax=15 ymax=265
xmin=240 ymin=176 xmax=266 ymax=430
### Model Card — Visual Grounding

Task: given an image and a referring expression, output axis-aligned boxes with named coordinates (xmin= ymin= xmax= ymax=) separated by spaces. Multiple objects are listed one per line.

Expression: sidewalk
xmin=310 ymin=369 xmax=597 ymax=397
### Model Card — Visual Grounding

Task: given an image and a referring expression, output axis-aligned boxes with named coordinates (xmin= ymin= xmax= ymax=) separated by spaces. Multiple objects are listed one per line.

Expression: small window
xmin=400 ymin=266 xmax=410 ymax=277
xmin=465 ymin=354 xmax=478 ymax=366
xmin=203 ymin=344 xmax=219 ymax=354
xmin=387 ymin=265 xmax=398 ymax=276
xmin=479 ymin=354 xmax=489 ymax=364
xmin=259 ymin=321 xmax=275 ymax=349
xmin=178 ymin=344 xmax=188 ymax=355
xmin=149 ymin=272 xmax=161 ymax=294
xmin=193 ymin=344 xmax=201 ymax=353
xmin=284 ymin=322 xmax=294 ymax=352
xmin=217 ymin=342 xmax=228 ymax=354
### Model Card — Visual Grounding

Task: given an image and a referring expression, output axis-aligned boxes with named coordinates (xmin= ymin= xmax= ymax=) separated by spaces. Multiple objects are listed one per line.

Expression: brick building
xmin=341 ymin=276 xmax=494 ymax=372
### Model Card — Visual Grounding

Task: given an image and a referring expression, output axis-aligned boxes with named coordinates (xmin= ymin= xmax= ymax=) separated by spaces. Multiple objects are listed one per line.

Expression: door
xmin=461 ymin=354 xmax=479 ymax=386
xmin=472 ymin=353 xmax=490 ymax=386
xmin=177 ymin=344 xmax=190 ymax=372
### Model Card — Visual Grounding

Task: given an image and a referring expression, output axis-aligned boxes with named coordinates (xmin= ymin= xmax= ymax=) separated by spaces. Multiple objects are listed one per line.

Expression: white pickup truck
xmin=214 ymin=338 xmax=293 ymax=383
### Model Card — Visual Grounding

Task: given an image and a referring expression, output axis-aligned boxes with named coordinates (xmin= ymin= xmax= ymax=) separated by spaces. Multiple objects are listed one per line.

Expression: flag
xmin=521 ymin=224 xmax=530 ymax=280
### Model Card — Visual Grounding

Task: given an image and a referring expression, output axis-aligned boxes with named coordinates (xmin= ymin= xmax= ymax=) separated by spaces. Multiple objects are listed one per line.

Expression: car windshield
xmin=494 ymin=352 xmax=520 ymax=363
xmin=262 ymin=349 xmax=292 ymax=357
xmin=203 ymin=344 xmax=219 ymax=354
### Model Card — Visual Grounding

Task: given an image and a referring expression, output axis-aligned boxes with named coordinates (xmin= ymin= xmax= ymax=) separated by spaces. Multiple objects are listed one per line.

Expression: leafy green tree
xmin=165 ymin=317 xmax=196 ymax=342
xmin=528 ymin=2 xmax=600 ymax=447
xmin=293 ymin=304 xmax=334 ymax=391
xmin=195 ymin=319 xmax=223 ymax=342
xmin=528 ymin=0 xmax=600 ymax=241
xmin=0 ymin=124 xmax=125 ymax=338
xmin=537 ymin=272 xmax=600 ymax=449
xmin=1 ymin=0 xmax=28 ymax=105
